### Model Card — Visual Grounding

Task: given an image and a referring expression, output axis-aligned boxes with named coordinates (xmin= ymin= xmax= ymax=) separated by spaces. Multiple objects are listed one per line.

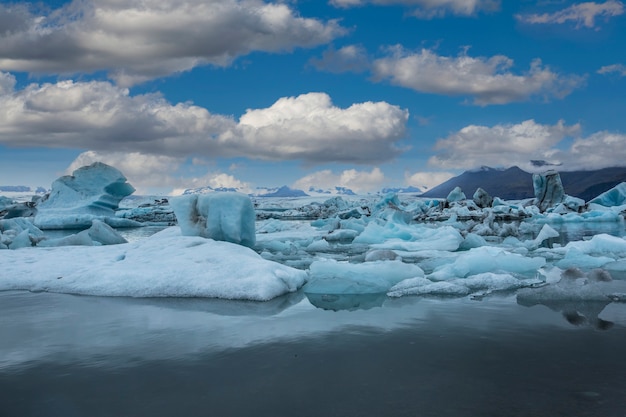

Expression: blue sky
xmin=0 ymin=0 xmax=625 ymax=194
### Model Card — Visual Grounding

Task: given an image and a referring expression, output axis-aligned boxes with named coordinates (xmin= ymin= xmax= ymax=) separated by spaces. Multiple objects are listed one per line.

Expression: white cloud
xmin=0 ymin=71 xmax=15 ymax=95
xmin=330 ymin=0 xmax=500 ymax=18
xmin=293 ymin=167 xmax=387 ymax=193
xmin=230 ymin=92 xmax=409 ymax=163
xmin=67 ymin=150 xmax=251 ymax=195
xmin=428 ymin=119 xmax=626 ymax=172
xmin=371 ymin=47 xmax=585 ymax=105
xmin=428 ymin=119 xmax=580 ymax=170
xmin=404 ymin=171 xmax=454 ymax=189
xmin=516 ymin=1 xmax=624 ymax=29
xmin=308 ymin=45 xmax=370 ymax=73
xmin=0 ymin=77 xmax=409 ymax=165
xmin=0 ymin=0 xmax=345 ymax=86
xmin=564 ymin=131 xmax=626 ymax=170
xmin=598 ymin=63 xmax=626 ymax=76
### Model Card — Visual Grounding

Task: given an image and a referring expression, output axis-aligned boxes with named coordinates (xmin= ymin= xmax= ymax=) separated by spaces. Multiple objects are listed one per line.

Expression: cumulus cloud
xmin=371 ymin=47 xmax=585 ymax=105
xmin=428 ymin=119 xmax=579 ymax=170
xmin=0 ymin=0 xmax=345 ymax=86
xmin=67 ymin=150 xmax=252 ymax=195
xmin=230 ymin=92 xmax=409 ymax=163
xmin=308 ymin=45 xmax=370 ymax=73
xmin=0 ymin=76 xmax=409 ymax=164
xmin=516 ymin=1 xmax=624 ymax=29
xmin=404 ymin=171 xmax=455 ymax=189
xmin=428 ymin=119 xmax=626 ymax=172
xmin=293 ymin=167 xmax=387 ymax=193
xmin=565 ymin=131 xmax=626 ymax=170
xmin=329 ymin=0 xmax=500 ymax=18
xmin=598 ymin=63 xmax=626 ymax=76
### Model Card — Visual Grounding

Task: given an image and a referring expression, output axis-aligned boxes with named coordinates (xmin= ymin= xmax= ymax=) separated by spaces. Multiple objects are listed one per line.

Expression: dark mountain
xmin=421 ymin=166 xmax=533 ymax=200
xmin=560 ymin=167 xmax=626 ymax=202
xmin=421 ymin=166 xmax=626 ymax=201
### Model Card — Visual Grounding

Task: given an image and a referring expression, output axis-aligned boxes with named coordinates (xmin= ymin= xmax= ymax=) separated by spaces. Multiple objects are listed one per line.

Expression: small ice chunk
xmin=446 ymin=186 xmax=466 ymax=203
xmin=170 ymin=192 xmax=256 ymax=248
xmin=8 ymin=229 xmax=33 ymax=249
xmin=365 ymin=249 xmax=399 ymax=262
xmin=0 ymin=218 xmax=45 ymax=249
xmin=305 ymin=259 xmax=424 ymax=294
xmin=305 ymin=239 xmax=331 ymax=252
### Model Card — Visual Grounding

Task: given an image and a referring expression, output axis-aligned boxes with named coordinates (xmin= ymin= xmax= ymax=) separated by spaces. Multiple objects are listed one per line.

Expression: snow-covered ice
xmin=0 ymin=227 xmax=306 ymax=301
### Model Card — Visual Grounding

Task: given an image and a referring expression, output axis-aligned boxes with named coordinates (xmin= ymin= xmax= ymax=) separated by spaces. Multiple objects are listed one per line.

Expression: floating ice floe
xmin=0 ymin=227 xmax=307 ymax=301
xmin=427 ymin=246 xmax=546 ymax=281
xmin=387 ymin=272 xmax=536 ymax=298
xmin=34 ymin=162 xmax=138 ymax=230
xmin=38 ymin=219 xmax=127 ymax=247
xmin=304 ymin=259 xmax=424 ymax=295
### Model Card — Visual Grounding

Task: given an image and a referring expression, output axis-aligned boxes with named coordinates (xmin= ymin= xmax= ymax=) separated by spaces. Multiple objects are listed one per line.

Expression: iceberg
xmin=0 ymin=227 xmax=307 ymax=301
xmin=533 ymin=170 xmax=565 ymax=213
xmin=170 ymin=192 xmax=256 ymax=248
xmin=472 ymin=187 xmax=493 ymax=208
xmin=34 ymin=162 xmax=136 ymax=230
xmin=589 ymin=182 xmax=626 ymax=207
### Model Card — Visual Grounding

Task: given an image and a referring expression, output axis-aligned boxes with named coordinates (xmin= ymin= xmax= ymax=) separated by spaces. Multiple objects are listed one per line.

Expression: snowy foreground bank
xmin=0 ymin=227 xmax=306 ymax=301
xmin=2 ymin=163 xmax=626 ymax=305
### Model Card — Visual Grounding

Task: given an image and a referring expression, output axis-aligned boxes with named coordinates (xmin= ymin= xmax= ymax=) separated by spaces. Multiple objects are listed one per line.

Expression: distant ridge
xmin=421 ymin=166 xmax=533 ymax=200
xmin=421 ymin=166 xmax=626 ymax=201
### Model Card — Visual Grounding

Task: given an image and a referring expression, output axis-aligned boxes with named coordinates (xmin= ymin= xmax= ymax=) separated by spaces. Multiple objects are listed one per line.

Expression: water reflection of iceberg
xmin=517 ymin=297 xmax=614 ymax=330
xmin=305 ymin=292 xmax=386 ymax=311
xmin=123 ymin=291 xmax=305 ymax=317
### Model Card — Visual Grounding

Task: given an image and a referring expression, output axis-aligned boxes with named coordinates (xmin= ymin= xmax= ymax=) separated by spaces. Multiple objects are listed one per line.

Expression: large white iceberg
xmin=170 ymin=192 xmax=256 ymax=248
xmin=0 ymin=227 xmax=307 ymax=301
xmin=34 ymin=162 xmax=136 ymax=229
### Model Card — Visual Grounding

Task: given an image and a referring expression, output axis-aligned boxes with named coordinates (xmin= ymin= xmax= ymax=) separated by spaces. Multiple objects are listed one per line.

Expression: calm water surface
xmin=2 ymin=290 xmax=626 ymax=417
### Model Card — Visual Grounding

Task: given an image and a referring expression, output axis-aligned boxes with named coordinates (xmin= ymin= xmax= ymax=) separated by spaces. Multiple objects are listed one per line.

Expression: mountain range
xmin=421 ymin=166 xmax=626 ymax=202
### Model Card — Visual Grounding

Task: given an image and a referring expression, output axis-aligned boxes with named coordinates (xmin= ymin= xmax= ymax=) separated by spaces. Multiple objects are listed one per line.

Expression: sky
xmin=0 ymin=0 xmax=625 ymax=195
